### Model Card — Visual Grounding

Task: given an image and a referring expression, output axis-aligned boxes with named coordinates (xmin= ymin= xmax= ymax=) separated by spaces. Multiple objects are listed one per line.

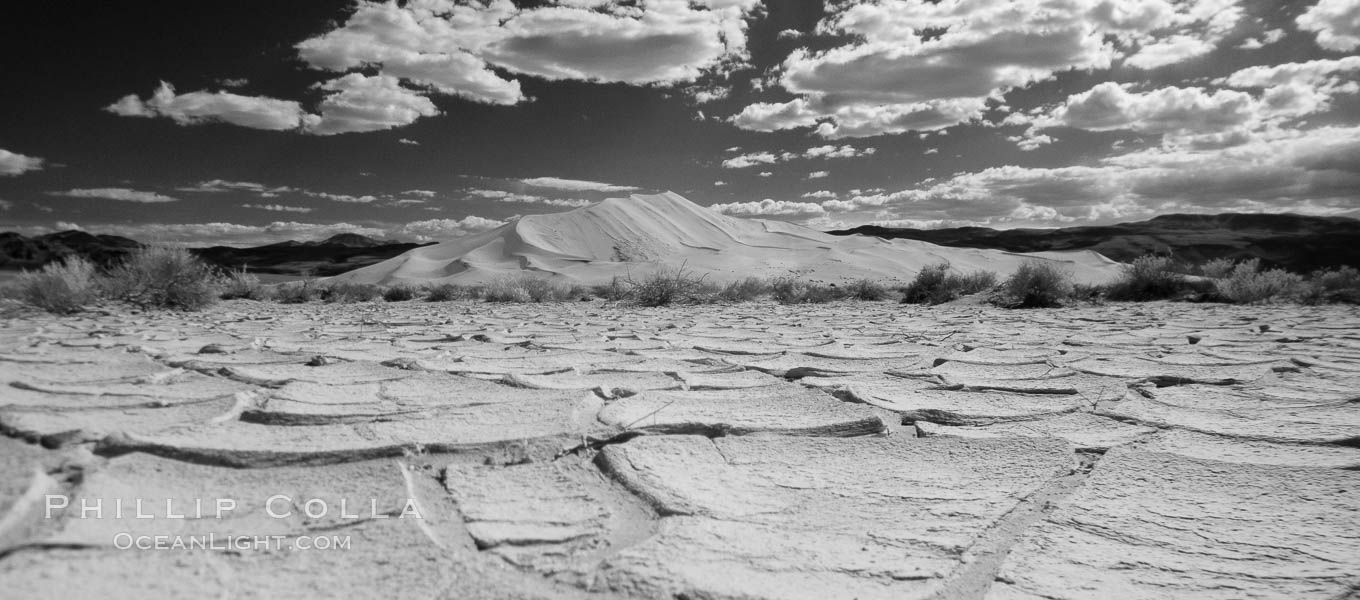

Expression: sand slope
xmin=331 ymin=192 xmax=1120 ymax=285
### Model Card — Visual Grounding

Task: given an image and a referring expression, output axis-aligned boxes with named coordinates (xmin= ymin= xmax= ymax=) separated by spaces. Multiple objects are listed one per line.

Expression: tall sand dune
xmin=332 ymin=192 xmax=1121 ymax=285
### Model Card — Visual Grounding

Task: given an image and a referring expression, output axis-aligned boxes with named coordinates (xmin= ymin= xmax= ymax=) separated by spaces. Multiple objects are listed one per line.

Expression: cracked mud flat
xmin=1 ymin=299 xmax=1358 ymax=599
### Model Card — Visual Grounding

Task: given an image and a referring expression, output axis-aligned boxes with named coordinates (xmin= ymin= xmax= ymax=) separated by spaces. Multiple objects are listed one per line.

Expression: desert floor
xmin=1 ymin=299 xmax=1358 ymax=599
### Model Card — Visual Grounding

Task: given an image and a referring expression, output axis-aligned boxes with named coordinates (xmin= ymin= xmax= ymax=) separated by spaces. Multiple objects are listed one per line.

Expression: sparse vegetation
xmin=1212 ymin=258 xmax=1303 ymax=304
xmin=1302 ymin=266 xmax=1360 ymax=305
xmin=318 ymin=282 xmax=381 ymax=303
xmin=844 ymin=278 xmax=888 ymax=301
xmin=274 ymin=280 xmax=321 ymax=304
xmin=1105 ymin=255 xmax=1189 ymax=301
xmin=15 ymin=256 xmax=101 ymax=314
xmin=103 ymin=246 xmax=219 ymax=310
xmin=717 ymin=277 xmax=772 ymax=302
xmin=590 ymin=276 xmax=631 ymax=302
xmin=382 ymin=284 xmax=417 ymax=302
xmin=628 ymin=265 xmax=712 ymax=306
xmin=424 ymin=283 xmax=473 ymax=302
xmin=481 ymin=276 xmax=577 ymax=303
xmin=992 ymin=260 xmax=1073 ymax=308
xmin=900 ymin=263 xmax=997 ymax=305
xmin=219 ymin=267 xmax=271 ymax=301
xmin=770 ymin=278 xmax=845 ymax=304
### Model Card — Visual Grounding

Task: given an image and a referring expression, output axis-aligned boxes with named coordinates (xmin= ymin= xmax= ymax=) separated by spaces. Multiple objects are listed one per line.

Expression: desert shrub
xmin=16 ymin=256 xmax=101 ymax=314
xmin=590 ymin=277 xmax=630 ymax=301
xmin=519 ymin=277 xmax=574 ymax=302
xmin=1302 ymin=266 xmax=1360 ymax=304
xmin=1199 ymin=257 xmax=1237 ymax=279
xmin=274 ymin=280 xmax=321 ymax=304
xmin=629 ymin=266 xmax=711 ymax=306
xmin=955 ymin=270 xmax=999 ymax=295
xmin=103 ymin=246 xmax=219 ymax=310
xmin=992 ymin=260 xmax=1073 ymax=308
xmin=1071 ymin=283 xmax=1106 ymax=303
xmin=769 ymin=278 xmax=845 ymax=304
xmin=219 ymin=267 xmax=271 ymax=301
xmin=901 ymin=264 xmax=998 ymax=305
xmin=319 ymin=282 xmax=380 ymax=303
xmin=381 ymin=285 xmax=416 ymax=302
xmin=424 ymin=283 xmax=472 ymax=302
xmin=482 ymin=278 xmax=533 ymax=303
xmin=900 ymin=263 xmax=952 ymax=304
xmin=718 ymin=277 xmax=771 ymax=302
xmin=1105 ymin=255 xmax=1188 ymax=301
xmin=566 ymin=284 xmax=593 ymax=301
xmin=1215 ymin=258 xmax=1303 ymax=304
xmin=844 ymin=278 xmax=888 ymax=301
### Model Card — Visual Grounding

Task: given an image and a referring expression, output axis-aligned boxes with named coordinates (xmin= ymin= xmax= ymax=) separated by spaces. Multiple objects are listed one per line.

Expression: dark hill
xmin=829 ymin=213 xmax=1360 ymax=272
xmin=0 ymin=231 xmax=432 ymax=276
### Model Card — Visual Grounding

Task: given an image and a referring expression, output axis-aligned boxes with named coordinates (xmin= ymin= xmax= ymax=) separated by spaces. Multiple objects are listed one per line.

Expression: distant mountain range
xmin=0 ymin=231 xmax=432 ymax=276
xmin=4 ymin=211 xmax=1356 ymax=277
xmin=829 ymin=213 xmax=1360 ymax=273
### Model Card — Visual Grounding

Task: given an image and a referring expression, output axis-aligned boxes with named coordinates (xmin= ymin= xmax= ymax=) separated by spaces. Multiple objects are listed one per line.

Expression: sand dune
xmin=331 ymin=192 xmax=1121 ymax=285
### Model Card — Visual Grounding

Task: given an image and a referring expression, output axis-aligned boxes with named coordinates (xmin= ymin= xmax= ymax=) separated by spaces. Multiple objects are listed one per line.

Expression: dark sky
xmin=1 ymin=0 xmax=1357 ymax=245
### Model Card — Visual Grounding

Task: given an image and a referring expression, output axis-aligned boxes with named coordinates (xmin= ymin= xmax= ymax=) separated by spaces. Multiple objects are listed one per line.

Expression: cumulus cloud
xmin=1219 ymin=56 xmax=1360 ymax=89
xmin=399 ymin=215 xmax=507 ymax=240
xmin=399 ymin=138 xmax=421 ymax=145
xmin=306 ymin=74 xmax=440 ymax=135
xmin=807 ymin=170 xmax=829 ymax=179
xmin=733 ymin=0 xmax=1246 ymax=138
xmin=518 ymin=177 xmax=638 ymax=192
xmin=295 ymin=0 xmax=760 ymax=110
xmin=1038 ymin=82 xmax=1258 ymax=135
xmin=0 ymin=148 xmax=44 ymax=176
xmin=243 ymin=204 xmax=312 ymax=213
xmin=467 ymin=188 xmax=591 ymax=207
xmin=1297 ymin=0 xmax=1360 ymax=51
xmin=802 ymin=190 xmax=837 ymax=199
xmin=804 ymin=144 xmax=875 ymax=159
xmin=48 ymin=188 xmax=179 ymax=203
xmin=822 ymin=125 xmax=1360 ymax=227
xmin=105 ymin=82 xmax=311 ymax=131
xmin=176 ymin=180 xmax=293 ymax=195
xmin=721 ymin=151 xmax=780 ymax=168
xmin=708 ymin=199 xmax=826 ymax=217
xmin=305 ymin=190 xmax=378 ymax=204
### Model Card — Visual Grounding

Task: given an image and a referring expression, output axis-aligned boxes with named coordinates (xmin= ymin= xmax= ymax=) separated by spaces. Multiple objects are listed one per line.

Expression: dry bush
xmin=901 ymin=263 xmax=997 ymax=305
xmin=1214 ymin=258 xmax=1303 ymax=304
xmin=482 ymin=277 xmax=533 ymax=303
xmin=1303 ymin=266 xmax=1360 ymax=304
xmin=381 ymin=284 xmax=417 ymax=302
xmin=590 ymin=277 xmax=630 ymax=301
xmin=320 ymin=282 xmax=380 ymax=303
xmin=424 ymin=283 xmax=473 ymax=302
xmin=1105 ymin=255 xmax=1189 ymax=301
xmin=844 ymin=278 xmax=889 ymax=301
xmin=1199 ymin=257 xmax=1237 ymax=279
xmin=219 ymin=267 xmax=271 ymax=301
xmin=275 ymin=280 xmax=321 ymax=304
xmin=718 ymin=277 xmax=771 ymax=302
xmin=992 ymin=260 xmax=1073 ymax=308
xmin=627 ymin=265 xmax=712 ymax=306
xmin=104 ymin=246 xmax=219 ymax=310
xmin=519 ymin=277 xmax=576 ymax=302
xmin=770 ymin=278 xmax=845 ymax=304
xmin=16 ymin=256 xmax=101 ymax=314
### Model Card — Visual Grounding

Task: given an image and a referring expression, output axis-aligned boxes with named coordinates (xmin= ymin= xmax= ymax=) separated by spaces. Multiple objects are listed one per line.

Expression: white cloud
xmin=399 ymin=215 xmax=507 ymax=241
xmin=295 ymin=0 xmax=759 ymax=110
xmin=399 ymin=138 xmax=421 ymax=145
xmin=243 ymin=204 xmax=312 ymax=213
xmin=807 ymin=170 xmax=829 ymax=179
xmin=305 ymin=74 xmax=440 ymax=135
xmin=176 ymin=180 xmax=293 ymax=195
xmin=1238 ymin=28 xmax=1285 ymax=50
xmin=48 ymin=188 xmax=179 ymax=203
xmin=714 ymin=180 xmax=727 ymax=186
xmin=1220 ymin=56 xmax=1360 ymax=88
xmin=802 ymin=190 xmax=837 ymax=199
xmin=757 ymin=171 xmax=772 ymax=177
xmin=404 ymin=189 xmax=438 ymax=197
xmin=824 ymin=125 xmax=1360 ymax=227
xmin=0 ymin=199 xmax=12 ymax=210
xmin=518 ymin=177 xmax=638 ymax=192
xmin=1039 ymin=82 xmax=1258 ymax=135
xmin=105 ymin=82 xmax=310 ymax=131
xmin=803 ymin=144 xmax=875 ymax=159
xmin=1297 ymin=0 xmax=1360 ymax=51
xmin=721 ymin=151 xmax=780 ymax=168
xmin=305 ymin=190 xmax=378 ymax=204
xmin=0 ymin=148 xmax=44 ymax=176
xmin=734 ymin=0 xmax=1246 ymax=137
xmin=709 ymin=199 xmax=826 ymax=217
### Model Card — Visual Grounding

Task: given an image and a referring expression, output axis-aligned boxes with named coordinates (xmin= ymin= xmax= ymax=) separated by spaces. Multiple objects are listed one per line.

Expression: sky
xmin=1 ymin=0 xmax=1358 ymax=246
